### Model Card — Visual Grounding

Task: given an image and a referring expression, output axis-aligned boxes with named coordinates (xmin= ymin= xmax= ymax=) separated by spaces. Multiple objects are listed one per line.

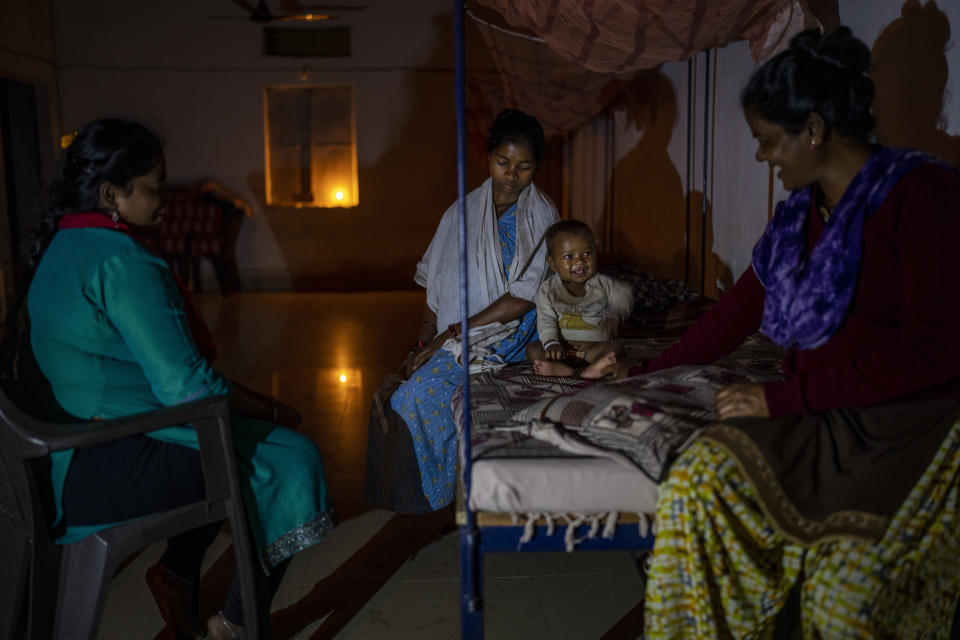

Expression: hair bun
xmin=789 ymin=26 xmax=871 ymax=74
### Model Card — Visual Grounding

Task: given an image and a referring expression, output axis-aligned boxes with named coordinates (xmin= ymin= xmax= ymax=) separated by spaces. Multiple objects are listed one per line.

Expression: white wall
xmin=708 ymin=40 xmax=791 ymax=294
xmin=53 ymin=0 xmax=486 ymax=291
xmin=574 ymin=0 xmax=960 ymax=299
xmin=691 ymin=0 xmax=959 ymax=297
xmin=51 ymin=1 xmax=960 ymax=294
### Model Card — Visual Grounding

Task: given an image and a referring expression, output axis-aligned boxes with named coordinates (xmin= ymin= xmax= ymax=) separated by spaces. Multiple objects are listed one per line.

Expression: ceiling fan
xmin=208 ymin=0 xmax=365 ymax=23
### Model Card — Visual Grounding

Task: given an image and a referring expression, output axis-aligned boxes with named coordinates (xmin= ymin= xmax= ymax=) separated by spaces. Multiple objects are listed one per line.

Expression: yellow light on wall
xmin=339 ymin=373 xmax=348 ymax=383
xmin=335 ymin=190 xmax=344 ymax=201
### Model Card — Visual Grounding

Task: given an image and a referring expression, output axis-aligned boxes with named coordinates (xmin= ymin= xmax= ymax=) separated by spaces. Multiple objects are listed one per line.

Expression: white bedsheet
xmin=469 ymin=457 xmax=659 ymax=514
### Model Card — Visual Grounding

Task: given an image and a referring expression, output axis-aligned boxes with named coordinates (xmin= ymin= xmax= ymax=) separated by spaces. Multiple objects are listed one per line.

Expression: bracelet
xmin=543 ymin=340 xmax=561 ymax=350
xmin=447 ymin=323 xmax=460 ymax=338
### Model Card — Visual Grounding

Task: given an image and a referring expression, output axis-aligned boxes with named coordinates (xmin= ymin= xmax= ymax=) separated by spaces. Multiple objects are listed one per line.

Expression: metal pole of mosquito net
xmin=455 ymin=1 xmax=483 ymax=637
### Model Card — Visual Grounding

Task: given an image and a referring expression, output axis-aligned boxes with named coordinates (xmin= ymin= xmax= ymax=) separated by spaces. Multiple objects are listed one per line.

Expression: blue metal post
xmin=700 ymin=49 xmax=710 ymax=294
xmin=684 ymin=57 xmax=693 ymax=285
xmin=455 ymin=1 xmax=483 ymax=638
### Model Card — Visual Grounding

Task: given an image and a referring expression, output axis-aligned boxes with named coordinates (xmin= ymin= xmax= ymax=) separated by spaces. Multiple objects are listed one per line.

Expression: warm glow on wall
xmin=264 ymin=85 xmax=359 ymax=208
xmin=339 ymin=373 xmax=348 ymax=383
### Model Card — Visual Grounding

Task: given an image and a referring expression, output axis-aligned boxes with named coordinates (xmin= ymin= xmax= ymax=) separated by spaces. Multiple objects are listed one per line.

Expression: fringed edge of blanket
xmin=512 ymin=511 xmax=657 ymax=552
xmin=699 ymin=424 xmax=887 ymax=547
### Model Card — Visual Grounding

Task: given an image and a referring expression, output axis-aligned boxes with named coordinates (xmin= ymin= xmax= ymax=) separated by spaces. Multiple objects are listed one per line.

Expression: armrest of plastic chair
xmin=0 ymin=394 xmax=230 ymax=458
xmin=0 ymin=394 xmax=239 ymax=511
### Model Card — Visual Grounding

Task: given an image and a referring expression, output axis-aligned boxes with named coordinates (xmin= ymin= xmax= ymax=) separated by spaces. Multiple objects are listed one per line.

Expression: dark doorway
xmin=0 ymin=77 xmax=50 ymax=306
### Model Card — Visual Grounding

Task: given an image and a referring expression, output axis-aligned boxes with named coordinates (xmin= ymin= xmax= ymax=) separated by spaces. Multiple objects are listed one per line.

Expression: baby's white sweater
xmin=536 ymin=272 xmax=633 ymax=345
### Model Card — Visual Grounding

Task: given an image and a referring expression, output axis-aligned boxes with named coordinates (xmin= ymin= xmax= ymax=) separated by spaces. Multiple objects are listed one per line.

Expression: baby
xmin=526 ymin=219 xmax=633 ymax=378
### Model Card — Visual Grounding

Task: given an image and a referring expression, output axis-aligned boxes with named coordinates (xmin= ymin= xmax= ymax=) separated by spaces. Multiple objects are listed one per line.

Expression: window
xmin=264 ymin=85 xmax=358 ymax=208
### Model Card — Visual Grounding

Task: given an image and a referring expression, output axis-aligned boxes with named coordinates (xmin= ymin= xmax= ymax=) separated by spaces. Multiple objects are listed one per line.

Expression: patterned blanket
xmin=453 ymin=333 xmax=785 ymax=482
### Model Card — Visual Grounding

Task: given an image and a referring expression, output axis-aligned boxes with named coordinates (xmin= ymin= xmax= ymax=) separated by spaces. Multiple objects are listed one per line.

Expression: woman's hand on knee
xmin=410 ymin=333 xmax=449 ymax=372
xmin=402 ymin=350 xmax=427 ymax=378
xmin=715 ymin=383 xmax=770 ymax=420
xmin=228 ymin=380 xmax=302 ymax=427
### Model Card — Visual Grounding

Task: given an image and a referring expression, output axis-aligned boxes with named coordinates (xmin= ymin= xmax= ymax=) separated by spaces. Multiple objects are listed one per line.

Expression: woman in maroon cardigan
xmin=640 ymin=27 xmax=960 ymax=638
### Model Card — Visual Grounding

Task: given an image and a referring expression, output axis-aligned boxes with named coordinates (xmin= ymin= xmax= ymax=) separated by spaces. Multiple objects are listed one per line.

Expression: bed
xmin=453 ymin=293 xmax=786 ymax=637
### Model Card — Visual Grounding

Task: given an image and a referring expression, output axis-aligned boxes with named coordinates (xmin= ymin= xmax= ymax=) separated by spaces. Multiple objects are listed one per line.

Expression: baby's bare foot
xmin=581 ymin=351 xmax=618 ymax=379
xmin=533 ymin=360 xmax=576 ymax=377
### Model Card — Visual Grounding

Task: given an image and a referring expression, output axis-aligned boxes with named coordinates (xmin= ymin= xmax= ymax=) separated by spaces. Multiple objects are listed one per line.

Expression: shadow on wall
xmin=872 ymin=0 xmax=960 ymax=166
xmin=607 ymin=69 xmax=687 ymax=282
xmin=603 ymin=68 xmax=733 ymax=299
xmin=242 ymin=12 xmax=497 ymax=292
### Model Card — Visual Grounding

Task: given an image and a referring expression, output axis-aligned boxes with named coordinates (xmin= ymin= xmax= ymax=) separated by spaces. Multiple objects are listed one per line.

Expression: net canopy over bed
xmin=469 ymin=0 xmax=819 ymax=136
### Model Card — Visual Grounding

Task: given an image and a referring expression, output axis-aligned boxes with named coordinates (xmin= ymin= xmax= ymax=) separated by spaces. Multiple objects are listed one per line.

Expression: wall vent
xmin=262 ymin=26 xmax=350 ymax=57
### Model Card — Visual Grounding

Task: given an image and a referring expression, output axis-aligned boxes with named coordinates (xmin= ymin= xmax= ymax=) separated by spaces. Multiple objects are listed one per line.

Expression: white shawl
xmin=415 ymin=178 xmax=559 ymax=333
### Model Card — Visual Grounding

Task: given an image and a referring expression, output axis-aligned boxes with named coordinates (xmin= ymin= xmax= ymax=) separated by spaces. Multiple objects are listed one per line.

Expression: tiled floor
xmin=96 ymin=292 xmax=646 ymax=639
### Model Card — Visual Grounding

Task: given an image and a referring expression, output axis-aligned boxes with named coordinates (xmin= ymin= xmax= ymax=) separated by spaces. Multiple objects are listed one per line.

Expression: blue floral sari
xmin=390 ymin=204 xmax=538 ymax=509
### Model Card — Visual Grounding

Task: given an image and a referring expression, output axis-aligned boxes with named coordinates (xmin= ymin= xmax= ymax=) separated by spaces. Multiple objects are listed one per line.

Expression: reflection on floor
xmin=96 ymin=292 xmax=646 ymax=639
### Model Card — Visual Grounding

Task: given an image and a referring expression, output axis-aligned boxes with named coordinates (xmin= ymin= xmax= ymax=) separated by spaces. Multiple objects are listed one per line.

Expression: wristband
xmin=543 ymin=340 xmax=561 ymax=350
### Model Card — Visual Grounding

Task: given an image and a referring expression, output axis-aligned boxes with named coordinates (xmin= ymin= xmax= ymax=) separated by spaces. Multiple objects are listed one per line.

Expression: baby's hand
xmin=545 ymin=343 xmax=565 ymax=360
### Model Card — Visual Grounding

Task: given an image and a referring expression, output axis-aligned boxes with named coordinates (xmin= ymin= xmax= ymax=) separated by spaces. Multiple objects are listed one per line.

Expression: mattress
xmin=455 ymin=333 xmax=785 ymax=515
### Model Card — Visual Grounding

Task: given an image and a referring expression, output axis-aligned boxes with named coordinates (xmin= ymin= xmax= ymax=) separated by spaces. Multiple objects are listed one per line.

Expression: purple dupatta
xmin=751 ymin=146 xmax=944 ymax=350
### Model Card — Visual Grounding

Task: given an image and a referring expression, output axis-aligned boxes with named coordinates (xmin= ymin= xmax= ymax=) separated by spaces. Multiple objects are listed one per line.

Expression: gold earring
xmin=809 ymin=136 xmax=821 ymax=150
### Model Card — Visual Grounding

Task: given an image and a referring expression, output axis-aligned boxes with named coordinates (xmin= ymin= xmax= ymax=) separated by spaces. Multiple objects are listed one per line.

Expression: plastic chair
xmin=0 ymin=387 xmax=267 ymax=639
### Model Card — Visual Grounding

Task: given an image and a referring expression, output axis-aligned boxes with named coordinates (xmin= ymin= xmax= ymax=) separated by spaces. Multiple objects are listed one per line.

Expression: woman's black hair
xmin=741 ymin=27 xmax=875 ymax=142
xmin=487 ymin=109 xmax=546 ymax=163
xmin=29 ymin=118 xmax=164 ymax=269
xmin=545 ymin=219 xmax=595 ymax=255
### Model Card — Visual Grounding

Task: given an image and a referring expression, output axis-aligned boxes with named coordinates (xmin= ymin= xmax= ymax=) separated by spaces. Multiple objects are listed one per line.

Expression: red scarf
xmin=58 ymin=212 xmax=218 ymax=363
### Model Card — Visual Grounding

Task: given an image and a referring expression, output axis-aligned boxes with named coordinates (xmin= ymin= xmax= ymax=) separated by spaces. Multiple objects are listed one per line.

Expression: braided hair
xmin=741 ymin=27 xmax=875 ymax=142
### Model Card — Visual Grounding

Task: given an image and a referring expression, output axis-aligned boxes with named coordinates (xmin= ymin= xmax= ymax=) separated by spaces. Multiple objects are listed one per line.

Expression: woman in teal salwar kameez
xmin=18 ymin=119 xmax=335 ymax=639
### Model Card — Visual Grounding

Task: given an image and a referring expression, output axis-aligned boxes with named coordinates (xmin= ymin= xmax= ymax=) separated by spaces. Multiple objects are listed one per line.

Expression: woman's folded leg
xmin=646 ymin=420 xmax=960 ymax=639
xmin=643 ymin=438 xmax=801 ymax=639
xmin=799 ymin=418 xmax=960 ymax=638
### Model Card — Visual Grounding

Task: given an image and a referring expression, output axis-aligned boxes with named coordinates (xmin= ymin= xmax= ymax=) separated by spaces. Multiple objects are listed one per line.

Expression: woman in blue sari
xmin=366 ymin=109 xmax=559 ymax=512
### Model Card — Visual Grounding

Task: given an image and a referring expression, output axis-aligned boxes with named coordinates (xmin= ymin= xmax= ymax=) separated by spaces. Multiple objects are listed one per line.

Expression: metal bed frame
xmin=448 ymin=4 xmax=687 ymax=637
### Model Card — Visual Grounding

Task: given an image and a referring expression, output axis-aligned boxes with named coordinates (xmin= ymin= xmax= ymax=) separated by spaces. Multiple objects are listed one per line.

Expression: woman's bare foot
xmin=581 ymin=351 xmax=618 ymax=379
xmin=533 ymin=359 xmax=576 ymax=377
